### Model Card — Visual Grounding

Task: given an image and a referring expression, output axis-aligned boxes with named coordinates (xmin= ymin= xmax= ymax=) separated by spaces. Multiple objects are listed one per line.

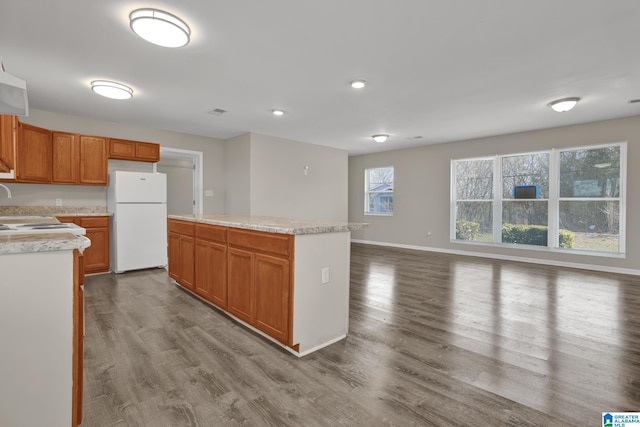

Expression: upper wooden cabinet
xmin=52 ymin=132 xmax=78 ymax=183
xmin=0 ymin=115 xmax=17 ymax=174
xmin=17 ymin=122 xmax=52 ymax=183
xmin=108 ymin=138 xmax=160 ymax=162
xmin=79 ymin=136 xmax=107 ymax=185
xmin=53 ymin=133 xmax=107 ymax=185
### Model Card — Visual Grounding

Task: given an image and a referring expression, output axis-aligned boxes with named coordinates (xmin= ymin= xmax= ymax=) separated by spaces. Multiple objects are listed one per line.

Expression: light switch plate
xmin=321 ymin=267 xmax=330 ymax=284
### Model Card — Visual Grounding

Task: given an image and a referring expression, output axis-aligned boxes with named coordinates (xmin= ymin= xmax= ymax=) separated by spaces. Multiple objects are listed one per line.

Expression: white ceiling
xmin=2 ymin=1 xmax=640 ymax=155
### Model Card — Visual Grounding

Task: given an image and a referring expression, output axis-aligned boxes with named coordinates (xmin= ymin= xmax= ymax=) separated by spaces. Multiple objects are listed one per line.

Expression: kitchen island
xmin=0 ymin=228 xmax=89 ymax=427
xmin=168 ymin=215 xmax=366 ymax=356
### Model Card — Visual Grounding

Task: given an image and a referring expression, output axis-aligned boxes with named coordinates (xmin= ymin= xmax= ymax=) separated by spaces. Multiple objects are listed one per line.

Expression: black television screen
xmin=513 ymin=185 xmax=538 ymax=199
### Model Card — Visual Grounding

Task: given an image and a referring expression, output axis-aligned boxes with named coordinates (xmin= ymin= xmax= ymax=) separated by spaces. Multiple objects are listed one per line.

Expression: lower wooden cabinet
xmin=195 ymin=224 xmax=227 ymax=308
xmin=168 ymin=219 xmax=294 ymax=346
xmin=227 ymin=247 xmax=255 ymax=324
xmin=57 ymin=216 xmax=110 ymax=274
xmin=168 ymin=219 xmax=195 ymax=290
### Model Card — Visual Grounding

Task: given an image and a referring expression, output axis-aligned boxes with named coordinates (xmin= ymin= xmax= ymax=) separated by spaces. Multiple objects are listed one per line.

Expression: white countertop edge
xmin=168 ymin=214 xmax=368 ymax=235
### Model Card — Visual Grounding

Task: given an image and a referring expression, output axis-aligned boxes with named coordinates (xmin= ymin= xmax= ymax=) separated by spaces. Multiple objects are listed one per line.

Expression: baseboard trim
xmin=351 ymin=239 xmax=640 ymax=277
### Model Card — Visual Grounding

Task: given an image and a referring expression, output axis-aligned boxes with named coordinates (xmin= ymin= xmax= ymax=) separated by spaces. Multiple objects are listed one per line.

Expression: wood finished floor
xmin=82 ymin=243 xmax=640 ymax=426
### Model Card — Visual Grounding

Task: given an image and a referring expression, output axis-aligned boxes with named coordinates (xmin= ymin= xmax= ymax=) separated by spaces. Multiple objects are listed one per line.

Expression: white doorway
xmin=156 ymin=147 xmax=203 ymax=215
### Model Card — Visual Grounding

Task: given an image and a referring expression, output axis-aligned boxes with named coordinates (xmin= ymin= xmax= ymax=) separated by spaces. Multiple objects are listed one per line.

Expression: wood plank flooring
xmin=82 ymin=243 xmax=640 ymax=426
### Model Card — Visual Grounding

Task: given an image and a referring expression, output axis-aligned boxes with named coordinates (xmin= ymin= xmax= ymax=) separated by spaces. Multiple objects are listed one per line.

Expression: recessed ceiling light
xmin=372 ymin=134 xmax=389 ymax=143
xmin=272 ymin=109 xmax=285 ymax=116
xmin=548 ymin=97 xmax=580 ymax=112
xmin=130 ymin=8 xmax=191 ymax=48
xmin=350 ymin=80 xmax=366 ymax=89
xmin=90 ymin=80 xmax=133 ymax=100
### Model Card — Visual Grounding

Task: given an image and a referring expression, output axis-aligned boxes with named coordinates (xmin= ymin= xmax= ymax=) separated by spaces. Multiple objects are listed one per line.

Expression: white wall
xmin=349 ymin=115 xmax=640 ymax=274
xmin=249 ymin=133 xmax=348 ymax=221
xmin=224 ymin=133 xmax=251 ymax=215
xmin=2 ymin=109 xmax=226 ymax=213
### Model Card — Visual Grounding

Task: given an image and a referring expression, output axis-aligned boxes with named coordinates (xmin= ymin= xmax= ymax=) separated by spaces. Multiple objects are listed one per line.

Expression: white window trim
xmin=364 ymin=166 xmax=394 ymax=216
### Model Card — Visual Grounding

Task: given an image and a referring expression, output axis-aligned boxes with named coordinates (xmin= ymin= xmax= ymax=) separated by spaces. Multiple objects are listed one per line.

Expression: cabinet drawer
xmin=56 ymin=216 xmax=77 ymax=224
xmin=76 ymin=216 xmax=110 ymax=228
xmin=228 ymin=229 xmax=292 ymax=257
xmin=169 ymin=219 xmax=195 ymax=236
xmin=195 ymin=223 xmax=227 ymax=243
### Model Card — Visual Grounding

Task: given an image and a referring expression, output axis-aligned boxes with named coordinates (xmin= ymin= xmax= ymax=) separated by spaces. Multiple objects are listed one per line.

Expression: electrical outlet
xmin=55 ymin=198 xmax=62 ymax=206
xmin=204 ymin=190 xmax=214 ymax=197
xmin=427 ymin=231 xmax=433 ymax=238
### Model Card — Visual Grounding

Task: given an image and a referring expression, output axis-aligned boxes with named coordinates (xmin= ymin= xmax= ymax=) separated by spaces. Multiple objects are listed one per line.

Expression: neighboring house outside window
xmin=365 ymin=166 xmax=394 ymax=215
xmin=451 ymin=142 xmax=626 ymax=255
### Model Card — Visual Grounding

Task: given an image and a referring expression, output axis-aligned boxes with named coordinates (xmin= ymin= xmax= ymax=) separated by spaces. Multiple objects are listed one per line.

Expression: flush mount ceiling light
xmin=272 ymin=109 xmax=285 ymax=116
xmin=372 ymin=134 xmax=389 ymax=143
xmin=548 ymin=97 xmax=580 ymax=112
xmin=130 ymin=8 xmax=191 ymax=48
xmin=90 ymin=80 xmax=133 ymax=100
xmin=350 ymin=80 xmax=366 ymax=89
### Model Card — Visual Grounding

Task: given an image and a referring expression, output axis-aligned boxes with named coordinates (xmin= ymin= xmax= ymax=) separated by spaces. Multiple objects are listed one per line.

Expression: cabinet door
xmin=135 ymin=142 xmax=160 ymax=162
xmin=254 ymin=253 xmax=290 ymax=345
xmin=179 ymin=235 xmax=195 ymax=290
xmin=227 ymin=247 xmax=255 ymax=324
xmin=52 ymin=132 xmax=78 ymax=183
xmin=0 ymin=115 xmax=17 ymax=173
xmin=168 ymin=232 xmax=181 ymax=281
xmin=84 ymin=226 xmax=110 ymax=274
xmin=195 ymin=239 xmax=227 ymax=308
xmin=16 ymin=123 xmax=52 ymax=183
xmin=79 ymin=136 xmax=107 ymax=185
xmin=108 ymin=138 xmax=136 ymax=160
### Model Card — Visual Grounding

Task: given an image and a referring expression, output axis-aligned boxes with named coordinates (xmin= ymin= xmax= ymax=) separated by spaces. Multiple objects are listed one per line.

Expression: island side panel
xmin=0 ymin=250 xmax=74 ymax=427
xmin=293 ymin=231 xmax=350 ymax=355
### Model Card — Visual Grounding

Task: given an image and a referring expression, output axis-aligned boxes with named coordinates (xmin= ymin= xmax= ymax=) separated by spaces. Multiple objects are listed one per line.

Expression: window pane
xmin=502 ymin=201 xmax=548 ymax=246
xmin=559 ymin=201 xmax=619 ymax=252
xmin=368 ymin=193 xmax=393 ymax=213
xmin=560 ymin=146 xmax=620 ymax=197
xmin=455 ymin=159 xmax=493 ymax=200
xmin=455 ymin=201 xmax=492 ymax=241
xmin=502 ymin=153 xmax=549 ymax=199
xmin=366 ymin=167 xmax=394 ymax=214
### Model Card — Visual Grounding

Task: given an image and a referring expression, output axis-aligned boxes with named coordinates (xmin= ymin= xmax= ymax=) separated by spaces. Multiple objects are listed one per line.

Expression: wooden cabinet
xmin=227 ymin=229 xmax=293 ymax=345
xmin=0 ymin=114 xmax=17 ymax=174
xmin=52 ymin=133 xmax=107 ymax=185
xmin=72 ymin=249 xmax=84 ymax=426
xmin=168 ymin=219 xmax=195 ymax=290
xmin=52 ymin=132 xmax=78 ymax=183
xmin=16 ymin=122 xmax=52 ymax=183
xmin=169 ymin=220 xmax=294 ymax=346
xmin=58 ymin=216 xmax=110 ymax=274
xmin=195 ymin=224 xmax=227 ymax=308
xmin=227 ymin=247 xmax=255 ymax=324
xmin=79 ymin=136 xmax=108 ymax=185
xmin=109 ymin=138 xmax=160 ymax=162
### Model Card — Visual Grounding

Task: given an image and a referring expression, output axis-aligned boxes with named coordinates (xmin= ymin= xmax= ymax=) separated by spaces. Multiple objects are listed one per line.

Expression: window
xmin=451 ymin=142 xmax=626 ymax=255
xmin=365 ymin=166 xmax=394 ymax=215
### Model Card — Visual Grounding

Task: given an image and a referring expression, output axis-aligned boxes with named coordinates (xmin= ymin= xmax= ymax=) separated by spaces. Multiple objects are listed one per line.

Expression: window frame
xmin=364 ymin=166 xmax=394 ymax=216
xmin=450 ymin=142 xmax=627 ymax=257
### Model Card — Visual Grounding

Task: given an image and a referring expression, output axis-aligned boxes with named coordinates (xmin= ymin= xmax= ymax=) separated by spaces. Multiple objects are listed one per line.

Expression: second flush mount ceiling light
xmin=130 ymin=8 xmax=191 ymax=48
xmin=91 ymin=80 xmax=133 ymax=100
xmin=548 ymin=97 xmax=580 ymax=113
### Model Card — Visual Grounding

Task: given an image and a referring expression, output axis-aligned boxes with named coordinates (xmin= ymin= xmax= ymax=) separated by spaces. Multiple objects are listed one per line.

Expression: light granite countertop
xmin=0 ymin=206 xmax=111 ymax=217
xmin=169 ymin=214 xmax=368 ymax=235
xmin=0 ymin=233 xmax=90 ymax=255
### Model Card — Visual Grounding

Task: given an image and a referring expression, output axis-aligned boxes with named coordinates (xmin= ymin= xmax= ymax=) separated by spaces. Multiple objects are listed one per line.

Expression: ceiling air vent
xmin=208 ymin=108 xmax=227 ymax=116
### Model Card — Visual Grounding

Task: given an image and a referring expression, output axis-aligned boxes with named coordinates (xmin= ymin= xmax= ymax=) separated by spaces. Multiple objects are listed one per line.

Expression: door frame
xmin=157 ymin=147 xmax=204 ymax=215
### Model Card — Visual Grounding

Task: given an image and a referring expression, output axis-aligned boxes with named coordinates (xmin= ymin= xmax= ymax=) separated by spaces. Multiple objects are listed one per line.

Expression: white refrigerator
xmin=107 ymin=171 xmax=168 ymax=273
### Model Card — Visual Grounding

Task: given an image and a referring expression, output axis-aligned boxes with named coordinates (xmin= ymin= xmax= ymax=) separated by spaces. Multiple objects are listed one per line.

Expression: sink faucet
xmin=0 ymin=183 xmax=11 ymax=198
